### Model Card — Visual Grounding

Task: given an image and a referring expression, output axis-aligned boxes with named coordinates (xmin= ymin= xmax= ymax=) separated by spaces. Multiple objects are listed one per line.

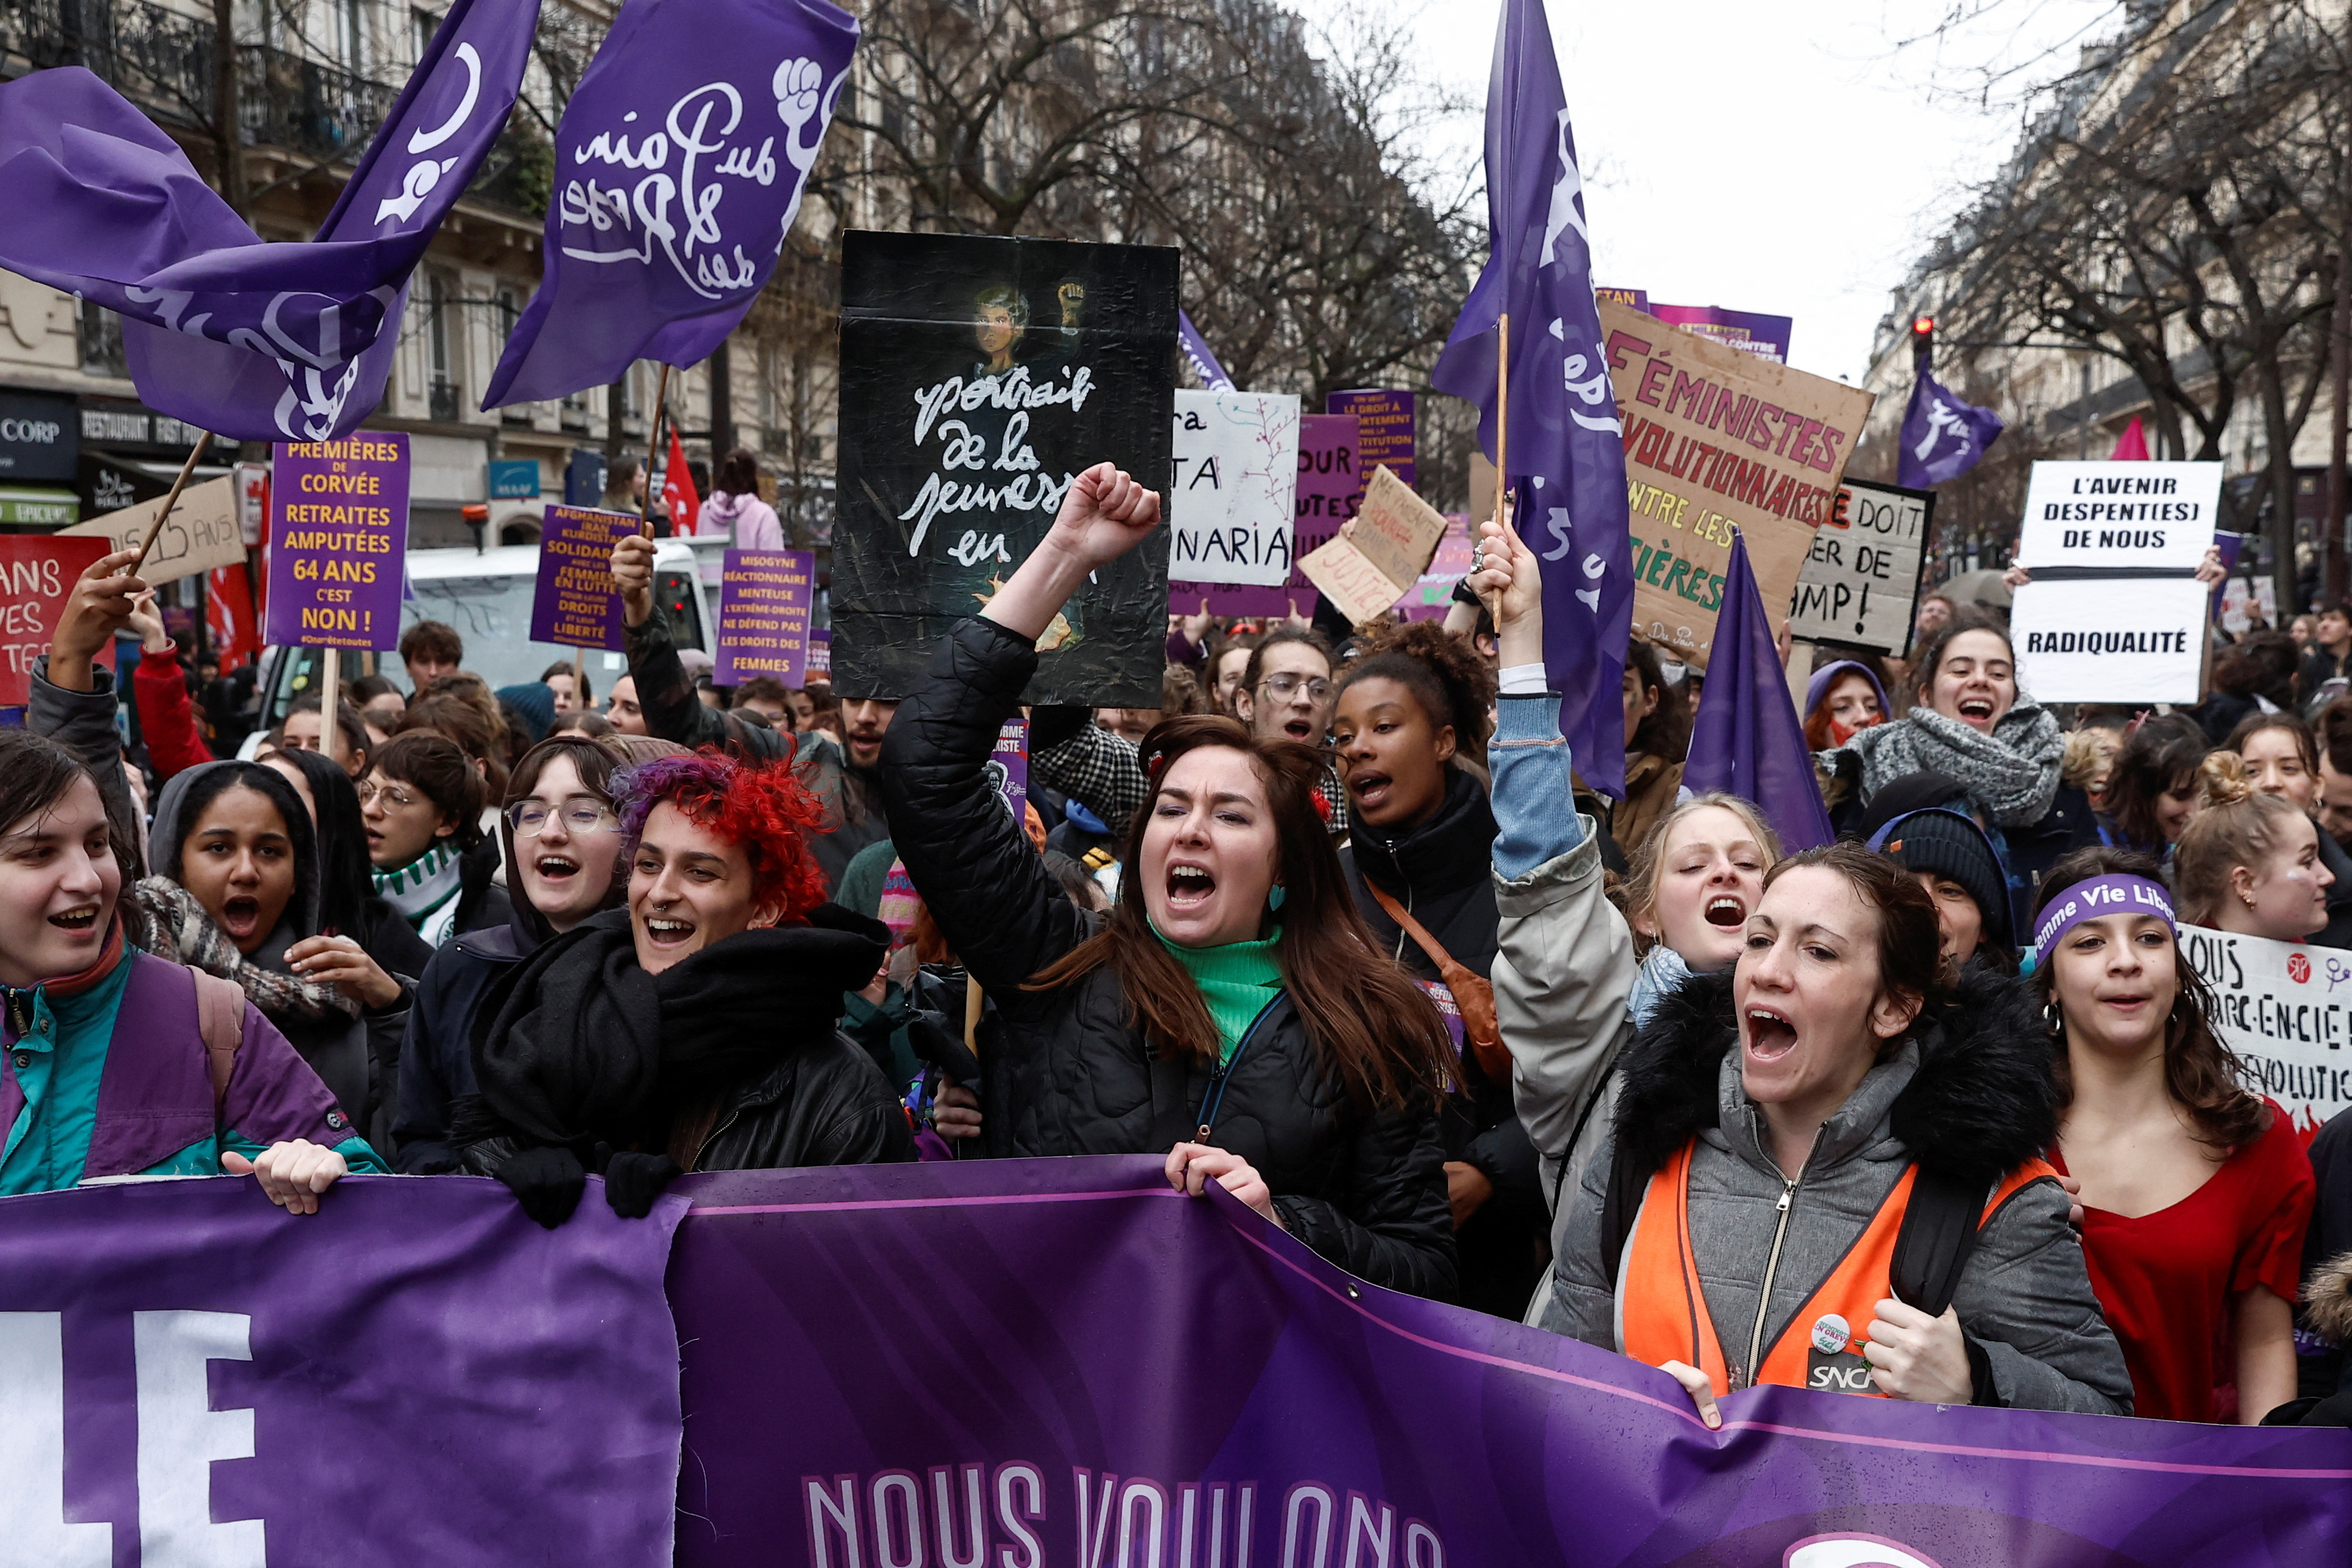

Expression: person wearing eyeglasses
xmin=391 ymin=734 xmax=653 ymax=1172
xmin=356 ymin=732 xmax=511 ymax=949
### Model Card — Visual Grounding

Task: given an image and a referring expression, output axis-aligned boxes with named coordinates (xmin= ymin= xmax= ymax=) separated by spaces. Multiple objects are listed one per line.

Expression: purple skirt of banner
xmin=668 ymin=1157 xmax=2352 ymax=1568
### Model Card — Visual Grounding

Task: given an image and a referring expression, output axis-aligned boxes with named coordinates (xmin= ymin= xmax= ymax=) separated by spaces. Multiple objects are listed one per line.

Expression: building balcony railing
xmin=428 ymin=379 xmax=463 ymax=424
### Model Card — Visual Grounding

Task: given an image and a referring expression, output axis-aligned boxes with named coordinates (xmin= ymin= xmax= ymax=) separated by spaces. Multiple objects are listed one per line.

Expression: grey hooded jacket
xmin=1549 ymin=967 xmax=2133 ymax=1416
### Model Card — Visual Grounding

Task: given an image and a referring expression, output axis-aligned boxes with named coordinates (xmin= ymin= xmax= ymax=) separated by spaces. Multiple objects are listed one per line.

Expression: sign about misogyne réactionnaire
xmin=2015 ymin=460 xmax=2223 ymax=570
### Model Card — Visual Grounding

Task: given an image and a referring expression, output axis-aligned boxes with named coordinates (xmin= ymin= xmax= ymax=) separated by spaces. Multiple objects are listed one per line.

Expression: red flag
xmin=662 ymin=428 xmax=700 ymax=537
xmin=2110 ymin=416 xmax=2150 ymax=461
xmin=206 ymin=564 xmax=260 ymax=669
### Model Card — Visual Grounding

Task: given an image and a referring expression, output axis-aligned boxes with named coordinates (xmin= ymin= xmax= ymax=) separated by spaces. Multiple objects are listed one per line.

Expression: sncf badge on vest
xmin=1806 ymin=1311 xmax=1874 ymax=1394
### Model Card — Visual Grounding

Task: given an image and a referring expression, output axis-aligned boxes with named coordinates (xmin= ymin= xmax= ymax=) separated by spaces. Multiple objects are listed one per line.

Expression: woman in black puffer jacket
xmin=884 ymin=464 xmax=1460 ymax=1299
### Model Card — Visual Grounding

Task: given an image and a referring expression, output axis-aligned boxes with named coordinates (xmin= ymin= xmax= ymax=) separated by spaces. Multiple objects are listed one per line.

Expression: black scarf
xmin=470 ymin=905 xmax=886 ymax=1149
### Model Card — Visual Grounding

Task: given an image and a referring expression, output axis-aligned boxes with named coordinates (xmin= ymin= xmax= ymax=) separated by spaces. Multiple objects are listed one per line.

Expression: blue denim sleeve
xmin=1490 ymin=695 xmax=1585 ymax=881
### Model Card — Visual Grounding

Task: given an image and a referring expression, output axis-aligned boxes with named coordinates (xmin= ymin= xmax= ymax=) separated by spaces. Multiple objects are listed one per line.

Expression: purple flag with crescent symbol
xmin=1429 ymin=0 xmax=1633 ymax=798
xmin=0 ymin=0 xmax=540 ymax=442
xmin=481 ymin=0 xmax=859 ymax=406
xmin=1897 ymin=368 xmax=2006 ymax=489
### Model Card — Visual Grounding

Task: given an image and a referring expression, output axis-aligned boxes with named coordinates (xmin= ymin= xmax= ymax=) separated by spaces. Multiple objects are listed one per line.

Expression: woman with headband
xmin=2034 ymin=849 xmax=2314 ymax=1423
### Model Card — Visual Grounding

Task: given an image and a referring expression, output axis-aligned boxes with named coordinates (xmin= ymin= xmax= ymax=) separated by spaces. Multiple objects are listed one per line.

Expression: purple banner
xmin=1325 ymin=388 xmax=1416 ymax=490
xmin=715 ymin=548 xmax=814 ymax=687
xmin=0 ymin=1175 xmax=681 ymax=1561
xmin=1647 ymin=303 xmax=1796 ymax=363
xmin=1178 ymin=309 xmax=1237 ymax=392
xmin=532 ymin=505 xmax=636 ymax=653
xmin=263 ymin=434 xmax=409 ymax=649
xmin=991 ymin=717 xmax=1028 ymax=824
xmin=668 ymin=1157 xmax=2352 ymax=1568
xmin=1170 ymin=413 xmax=1359 ymax=617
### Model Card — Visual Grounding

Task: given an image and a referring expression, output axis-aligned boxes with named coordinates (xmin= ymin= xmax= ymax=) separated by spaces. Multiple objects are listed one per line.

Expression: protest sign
xmin=2179 ymin=924 xmax=2352 ymax=1137
xmin=1170 ymin=412 xmax=1357 ymax=617
xmin=2010 ymin=576 xmax=2208 ymax=704
xmin=262 ymin=435 xmax=408 ymax=650
xmin=1602 ymin=300 xmax=1871 ymax=667
xmin=2016 ymin=460 xmax=2222 ymax=570
xmin=807 ymin=626 xmax=831 ymax=678
xmin=1326 ymin=388 xmax=1415 ymax=488
xmin=832 ymin=230 xmax=1177 ymax=704
xmin=0 ymin=1176 xmax=682 ymax=1564
xmin=1404 ymin=513 xmax=1476 ymax=621
xmin=64 ymin=474 xmax=244 ymax=582
xmin=0 ymin=536 xmax=113 ymax=704
xmin=1167 ymin=389 xmax=1301 ymax=587
xmin=712 ymin=549 xmax=814 ymax=687
xmin=1787 ymin=478 xmax=1934 ymax=654
xmin=990 ymin=717 xmax=1028 ymax=823
xmin=530 ymin=505 xmax=636 ymax=653
xmin=1647 ymin=302 xmax=1796 ymax=362
xmin=1300 ymin=467 xmax=1450 ymax=626
xmin=668 ymin=1157 xmax=2352 ymax=1568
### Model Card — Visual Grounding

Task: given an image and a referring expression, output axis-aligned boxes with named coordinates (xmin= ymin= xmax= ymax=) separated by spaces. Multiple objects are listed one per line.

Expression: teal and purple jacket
xmin=0 ymin=938 xmax=386 ymax=1195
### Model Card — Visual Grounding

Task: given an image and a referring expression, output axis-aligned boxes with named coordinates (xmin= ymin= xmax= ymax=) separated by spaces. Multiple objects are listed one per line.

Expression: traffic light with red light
xmin=1910 ymin=315 xmax=1935 ymax=363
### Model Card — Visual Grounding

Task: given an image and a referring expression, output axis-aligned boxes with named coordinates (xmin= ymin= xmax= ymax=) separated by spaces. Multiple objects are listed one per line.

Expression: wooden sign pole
xmin=130 ymin=432 xmax=214 ymax=575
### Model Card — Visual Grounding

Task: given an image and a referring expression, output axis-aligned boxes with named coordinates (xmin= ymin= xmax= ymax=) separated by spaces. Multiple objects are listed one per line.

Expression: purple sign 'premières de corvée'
xmin=531 ymin=505 xmax=636 ymax=653
xmin=264 ymin=434 xmax=410 ymax=650
xmin=1171 ymin=412 xmax=1360 ymax=617
xmin=713 ymin=549 xmax=814 ymax=686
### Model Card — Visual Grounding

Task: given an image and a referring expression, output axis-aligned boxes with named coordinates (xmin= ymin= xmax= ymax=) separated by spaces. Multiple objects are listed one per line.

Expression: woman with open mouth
xmin=884 ymin=463 xmax=1461 ymax=1299
xmin=0 ymin=724 xmax=386 ymax=1210
xmin=391 ymin=734 xmax=646 ymax=1174
xmin=358 ymin=732 xmax=512 ymax=949
xmin=2034 ymin=848 xmax=2312 ymax=1423
xmin=1820 ymin=620 xmax=2102 ymax=926
xmin=458 ymin=748 xmax=912 ymax=1227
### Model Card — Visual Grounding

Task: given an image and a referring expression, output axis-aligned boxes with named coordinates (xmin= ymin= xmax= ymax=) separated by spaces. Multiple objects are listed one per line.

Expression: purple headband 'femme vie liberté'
xmin=2031 ymin=874 xmax=2177 ymax=957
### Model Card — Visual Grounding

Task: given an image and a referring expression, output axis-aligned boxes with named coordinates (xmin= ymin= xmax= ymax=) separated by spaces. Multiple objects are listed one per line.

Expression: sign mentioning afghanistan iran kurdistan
xmin=1600 ymin=300 xmax=1873 ymax=666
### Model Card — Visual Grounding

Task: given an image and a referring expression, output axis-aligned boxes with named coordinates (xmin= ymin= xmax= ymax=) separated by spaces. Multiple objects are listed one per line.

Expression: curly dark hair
xmin=2103 ymin=713 xmax=2208 ymax=851
xmin=2032 ymin=846 xmax=2270 ymax=1152
xmin=1334 ymin=619 xmax=1496 ymax=766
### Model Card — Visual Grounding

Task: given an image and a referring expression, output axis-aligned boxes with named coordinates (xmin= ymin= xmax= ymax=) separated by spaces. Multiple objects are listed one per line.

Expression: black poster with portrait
xmin=832 ymin=231 xmax=1178 ymax=704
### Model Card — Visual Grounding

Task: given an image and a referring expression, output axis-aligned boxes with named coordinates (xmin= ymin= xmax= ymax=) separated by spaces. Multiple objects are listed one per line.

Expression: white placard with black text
xmin=2180 ymin=923 xmax=2352 ymax=1135
xmin=1787 ymin=478 xmax=1930 ymax=653
xmin=2010 ymin=576 xmax=2207 ymax=703
xmin=2015 ymin=460 xmax=2221 ymax=570
xmin=1167 ymin=390 xmax=1302 ymax=587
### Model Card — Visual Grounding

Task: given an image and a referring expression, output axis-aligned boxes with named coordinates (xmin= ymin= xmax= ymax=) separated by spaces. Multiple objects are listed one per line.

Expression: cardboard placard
xmin=831 ymin=231 xmax=1178 ymax=704
xmin=1170 ymin=412 xmax=1357 ymax=617
xmin=1167 ymin=390 xmax=1301 ymax=587
xmin=1602 ymin=300 xmax=1873 ymax=667
xmin=1787 ymin=478 xmax=1934 ymax=655
xmin=1325 ymin=389 xmax=1415 ymax=489
xmin=2016 ymin=461 xmax=2222 ymax=570
xmin=0 ymin=536 xmax=114 ymax=704
xmin=64 ymin=474 xmax=246 ymax=582
xmin=530 ymin=506 xmax=636 ymax=653
xmin=713 ymin=549 xmax=814 ymax=687
xmin=263 ymin=435 xmax=410 ymax=650
xmin=2180 ymin=923 xmax=2352 ymax=1135
xmin=1298 ymin=467 xmax=1448 ymax=626
xmin=2009 ymin=576 xmax=2209 ymax=703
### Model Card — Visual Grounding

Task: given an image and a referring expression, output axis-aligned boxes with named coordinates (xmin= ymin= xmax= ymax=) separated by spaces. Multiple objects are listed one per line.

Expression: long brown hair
xmin=2033 ymin=847 xmax=2269 ymax=1152
xmin=1026 ymin=713 xmax=1452 ymax=1110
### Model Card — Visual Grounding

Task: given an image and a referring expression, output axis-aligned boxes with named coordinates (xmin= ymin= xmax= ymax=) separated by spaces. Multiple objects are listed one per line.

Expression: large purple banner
xmin=670 ymin=1157 xmax=2352 ymax=1568
xmin=0 ymin=1175 xmax=681 ymax=1562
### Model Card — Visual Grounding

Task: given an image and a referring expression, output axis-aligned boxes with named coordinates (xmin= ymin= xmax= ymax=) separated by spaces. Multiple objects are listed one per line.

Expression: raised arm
xmin=36 ymin=548 xmax=149 ymax=879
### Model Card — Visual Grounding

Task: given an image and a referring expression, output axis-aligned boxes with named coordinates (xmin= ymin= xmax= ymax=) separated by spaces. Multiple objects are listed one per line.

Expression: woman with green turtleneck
xmin=882 ymin=464 xmax=1462 ymax=1297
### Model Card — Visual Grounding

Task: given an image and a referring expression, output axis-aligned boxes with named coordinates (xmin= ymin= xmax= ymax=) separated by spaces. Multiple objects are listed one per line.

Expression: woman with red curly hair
xmin=456 ymin=749 xmax=911 ymax=1226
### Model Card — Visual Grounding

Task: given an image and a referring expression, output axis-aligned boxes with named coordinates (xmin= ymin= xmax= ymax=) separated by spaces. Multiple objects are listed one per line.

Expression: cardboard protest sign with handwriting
xmin=63 ymin=475 xmax=245 ymax=581
xmin=1298 ymin=468 xmax=1449 ymax=626
xmin=1601 ymin=300 xmax=1873 ymax=667
xmin=832 ymin=232 xmax=1177 ymax=703
xmin=1787 ymin=478 xmax=1934 ymax=655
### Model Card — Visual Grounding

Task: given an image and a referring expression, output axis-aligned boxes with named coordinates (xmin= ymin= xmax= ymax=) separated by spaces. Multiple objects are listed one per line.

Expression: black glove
xmin=907 ymin=1009 xmax=982 ymax=1083
xmin=603 ymin=1151 xmax=684 ymax=1219
xmin=495 ymin=1145 xmax=585 ymax=1228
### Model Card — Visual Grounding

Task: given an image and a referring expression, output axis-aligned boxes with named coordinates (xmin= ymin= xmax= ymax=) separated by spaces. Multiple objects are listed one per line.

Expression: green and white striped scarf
xmin=372 ymin=840 xmax=464 ymax=945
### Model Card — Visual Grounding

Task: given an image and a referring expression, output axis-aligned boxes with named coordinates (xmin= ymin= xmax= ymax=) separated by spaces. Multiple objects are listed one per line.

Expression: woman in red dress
xmin=2034 ymin=848 xmax=2313 ymax=1423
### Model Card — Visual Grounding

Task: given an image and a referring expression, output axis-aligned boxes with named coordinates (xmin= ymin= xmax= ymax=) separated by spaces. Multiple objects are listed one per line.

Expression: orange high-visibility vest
xmin=1619 ymin=1138 xmax=2053 ymax=1398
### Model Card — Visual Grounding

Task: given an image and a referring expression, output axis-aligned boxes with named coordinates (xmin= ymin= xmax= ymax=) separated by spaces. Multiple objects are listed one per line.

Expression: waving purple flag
xmin=0 ymin=0 xmax=539 ymax=441
xmin=1898 ymin=368 xmax=2005 ymax=489
xmin=1430 ymin=0 xmax=1632 ymax=797
xmin=482 ymin=0 xmax=858 ymax=407
xmin=1178 ymin=309 xmax=1237 ymax=391
xmin=1685 ymin=531 xmax=1833 ymax=850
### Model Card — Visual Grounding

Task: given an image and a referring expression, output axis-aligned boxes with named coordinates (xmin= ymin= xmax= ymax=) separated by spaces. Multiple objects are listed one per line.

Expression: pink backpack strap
xmin=188 ymin=970 xmax=245 ymax=1124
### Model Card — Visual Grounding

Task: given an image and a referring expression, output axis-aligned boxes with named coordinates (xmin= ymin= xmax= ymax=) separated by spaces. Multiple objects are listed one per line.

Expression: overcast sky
xmin=1287 ymin=0 xmax=2116 ymax=386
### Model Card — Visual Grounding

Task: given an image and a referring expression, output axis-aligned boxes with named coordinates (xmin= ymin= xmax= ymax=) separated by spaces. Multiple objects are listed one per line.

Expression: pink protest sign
xmin=1171 ymin=412 xmax=1360 ymax=618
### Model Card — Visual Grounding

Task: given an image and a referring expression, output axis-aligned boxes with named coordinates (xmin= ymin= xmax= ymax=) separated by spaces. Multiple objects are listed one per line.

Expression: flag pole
xmin=639 ymin=362 xmax=671 ymax=540
xmin=1493 ymin=313 xmax=1510 ymax=537
xmin=131 ymin=432 xmax=214 ymax=575
xmin=318 ymin=649 xmax=342 ymax=768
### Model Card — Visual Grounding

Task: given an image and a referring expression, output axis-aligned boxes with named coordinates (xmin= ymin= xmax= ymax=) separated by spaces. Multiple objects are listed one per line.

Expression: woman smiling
xmin=884 ymin=464 xmax=1460 ymax=1297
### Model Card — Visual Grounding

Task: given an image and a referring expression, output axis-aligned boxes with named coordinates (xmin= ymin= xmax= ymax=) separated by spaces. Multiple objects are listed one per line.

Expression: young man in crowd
xmin=400 ymin=621 xmax=463 ymax=694
xmin=2305 ymin=604 xmax=2352 ymax=698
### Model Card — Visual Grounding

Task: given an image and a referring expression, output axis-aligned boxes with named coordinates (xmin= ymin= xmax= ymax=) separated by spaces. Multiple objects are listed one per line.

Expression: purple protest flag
xmin=1178 ymin=309 xmax=1237 ymax=391
xmin=482 ymin=0 xmax=859 ymax=407
xmin=1429 ymin=0 xmax=1633 ymax=797
xmin=0 ymin=0 xmax=540 ymax=441
xmin=0 ymin=1175 xmax=682 ymax=1561
xmin=1685 ymin=530 xmax=1833 ymax=850
xmin=1898 ymin=368 xmax=2006 ymax=489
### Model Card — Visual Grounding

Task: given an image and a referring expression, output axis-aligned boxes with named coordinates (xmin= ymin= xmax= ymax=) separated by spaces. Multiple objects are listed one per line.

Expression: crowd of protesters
xmin=1 ymin=457 xmax=2346 ymax=1433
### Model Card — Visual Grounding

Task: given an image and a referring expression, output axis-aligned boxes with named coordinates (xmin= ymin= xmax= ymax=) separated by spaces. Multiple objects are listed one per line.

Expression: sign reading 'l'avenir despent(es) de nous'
xmin=2014 ymin=461 xmax=2224 ymax=570
xmin=264 ymin=435 xmax=410 ymax=650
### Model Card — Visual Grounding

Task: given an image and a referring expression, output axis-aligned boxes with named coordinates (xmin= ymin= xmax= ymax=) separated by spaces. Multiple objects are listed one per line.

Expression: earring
xmin=2042 ymin=999 xmax=2064 ymax=1038
xmin=1268 ymin=885 xmax=1287 ymax=912
xmin=2241 ymin=891 xmax=2257 ymax=908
